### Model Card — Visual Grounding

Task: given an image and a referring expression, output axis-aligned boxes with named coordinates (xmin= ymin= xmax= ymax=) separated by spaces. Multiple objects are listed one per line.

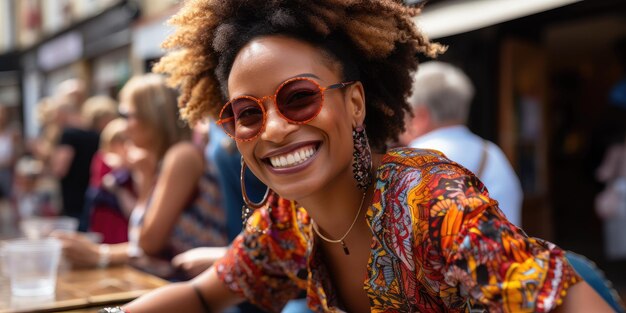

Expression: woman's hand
xmin=51 ymin=231 xmax=101 ymax=268
xmin=171 ymin=247 xmax=227 ymax=278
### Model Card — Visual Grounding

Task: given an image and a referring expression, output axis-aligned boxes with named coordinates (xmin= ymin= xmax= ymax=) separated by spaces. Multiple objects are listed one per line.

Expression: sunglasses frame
xmin=217 ymin=77 xmax=356 ymax=142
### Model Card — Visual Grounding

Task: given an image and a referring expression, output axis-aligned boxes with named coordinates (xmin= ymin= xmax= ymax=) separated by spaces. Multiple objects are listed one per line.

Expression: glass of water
xmin=4 ymin=238 xmax=62 ymax=296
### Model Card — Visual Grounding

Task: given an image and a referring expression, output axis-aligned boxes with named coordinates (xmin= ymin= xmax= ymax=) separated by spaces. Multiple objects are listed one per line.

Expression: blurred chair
xmin=566 ymin=251 xmax=626 ymax=313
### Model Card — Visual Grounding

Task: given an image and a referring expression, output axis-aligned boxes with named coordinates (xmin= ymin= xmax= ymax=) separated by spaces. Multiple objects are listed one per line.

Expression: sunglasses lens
xmin=219 ymin=98 xmax=264 ymax=140
xmin=276 ymin=79 xmax=323 ymax=123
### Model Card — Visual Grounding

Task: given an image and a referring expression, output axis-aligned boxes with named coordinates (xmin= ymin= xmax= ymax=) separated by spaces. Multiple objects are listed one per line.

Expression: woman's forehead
xmin=227 ymin=36 xmax=339 ymax=94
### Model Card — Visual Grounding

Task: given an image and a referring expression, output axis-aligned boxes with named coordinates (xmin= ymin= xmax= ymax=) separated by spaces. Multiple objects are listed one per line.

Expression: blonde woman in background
xmin=55 ymin=74 xmax=228 ymax=280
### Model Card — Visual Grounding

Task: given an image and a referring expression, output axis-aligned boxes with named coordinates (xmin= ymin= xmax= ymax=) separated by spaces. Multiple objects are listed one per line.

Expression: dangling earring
xmin=352 ymin=125 xmax=372 ymax=191
xmin=241 ymin=157 xmax=270 ymax=226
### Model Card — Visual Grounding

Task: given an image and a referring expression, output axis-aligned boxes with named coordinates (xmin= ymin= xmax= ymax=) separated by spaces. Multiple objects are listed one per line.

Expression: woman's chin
xmin=269 ymin=183 xmax=321 ymax=202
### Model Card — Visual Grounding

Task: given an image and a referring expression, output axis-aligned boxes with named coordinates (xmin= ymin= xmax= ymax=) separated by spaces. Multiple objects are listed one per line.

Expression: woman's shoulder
xmin=161 ymin=141 xmax=204 ymax=173
xmin=380 ymin=147 xmax=470 ymax=178
xmin=166 ymin=141 xmax=202 ymax=154
xmin=383 ymin=146 xmax=448 ymax=164
xmin=375 ymin=147 xmax=485 ymax=208
xmin=164 ymin=141 xmax=203 ymax=162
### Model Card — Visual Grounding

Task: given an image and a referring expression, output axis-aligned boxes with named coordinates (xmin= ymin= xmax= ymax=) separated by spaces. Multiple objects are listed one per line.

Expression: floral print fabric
xmin=215 ymin=148 xmax=580 ymax=312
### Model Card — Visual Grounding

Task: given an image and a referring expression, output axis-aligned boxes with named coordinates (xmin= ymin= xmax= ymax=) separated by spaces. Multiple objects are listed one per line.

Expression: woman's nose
xmin=260 ymin=100 xmax=298 ymax=143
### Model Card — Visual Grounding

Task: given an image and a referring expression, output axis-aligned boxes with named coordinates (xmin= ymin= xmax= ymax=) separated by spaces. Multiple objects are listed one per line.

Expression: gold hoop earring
xmin=241 ymin=157 xmax=270 ymax=226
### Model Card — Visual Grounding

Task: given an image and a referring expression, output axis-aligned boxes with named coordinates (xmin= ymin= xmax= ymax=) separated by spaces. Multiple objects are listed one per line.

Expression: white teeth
xmin=269 ymin=146 xmax=316 ymax=169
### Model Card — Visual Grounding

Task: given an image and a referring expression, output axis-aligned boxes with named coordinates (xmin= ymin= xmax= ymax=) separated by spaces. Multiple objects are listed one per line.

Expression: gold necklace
xmin=311 ymin=190 xmax=368 ymax=255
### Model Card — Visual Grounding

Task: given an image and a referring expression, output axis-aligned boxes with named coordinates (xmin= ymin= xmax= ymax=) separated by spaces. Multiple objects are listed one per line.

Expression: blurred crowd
xmin=0 ymin=73 xmax=292 ymax=312
xmin=0 ymin=74 xmax=262 ymax=280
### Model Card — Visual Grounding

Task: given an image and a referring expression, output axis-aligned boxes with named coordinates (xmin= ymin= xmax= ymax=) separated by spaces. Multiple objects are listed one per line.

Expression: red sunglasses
xmin=217 ymin=77 xmax=356 ymax=142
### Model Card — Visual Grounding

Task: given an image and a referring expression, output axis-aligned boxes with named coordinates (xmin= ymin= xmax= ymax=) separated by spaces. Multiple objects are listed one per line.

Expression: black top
xmin=59 ymin=127 xmax=100 ymax=219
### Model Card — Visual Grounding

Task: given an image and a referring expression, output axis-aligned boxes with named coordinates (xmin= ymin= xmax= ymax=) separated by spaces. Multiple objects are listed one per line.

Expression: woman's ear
xmin=346 ymin=81 xmax=366 ymax=127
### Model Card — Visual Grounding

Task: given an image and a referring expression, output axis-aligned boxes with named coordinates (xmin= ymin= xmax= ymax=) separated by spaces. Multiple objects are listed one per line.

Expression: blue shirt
xmin=205 ymin=121 xmax=268 ymax=241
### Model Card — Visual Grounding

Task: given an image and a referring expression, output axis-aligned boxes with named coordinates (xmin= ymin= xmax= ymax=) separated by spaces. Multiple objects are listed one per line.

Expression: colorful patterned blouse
xmin=215 ymin=148 xmax=580 ymax=312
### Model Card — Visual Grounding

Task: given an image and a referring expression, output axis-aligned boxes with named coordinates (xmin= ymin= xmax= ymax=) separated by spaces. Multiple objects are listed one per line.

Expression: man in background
xmin=398 ymin=61 xmax=523 ymax=226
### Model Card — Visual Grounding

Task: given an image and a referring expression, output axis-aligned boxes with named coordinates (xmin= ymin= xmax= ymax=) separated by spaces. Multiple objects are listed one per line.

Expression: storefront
xmin=130 ymin=4 xmax=180 ymax=74
xmin=19 ymin=0 xmax=138 ymax=138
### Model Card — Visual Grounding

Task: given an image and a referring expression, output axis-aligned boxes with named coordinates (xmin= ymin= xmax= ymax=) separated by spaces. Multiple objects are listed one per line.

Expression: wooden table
xmin=0 ymin=265 xmax=168 ymax=313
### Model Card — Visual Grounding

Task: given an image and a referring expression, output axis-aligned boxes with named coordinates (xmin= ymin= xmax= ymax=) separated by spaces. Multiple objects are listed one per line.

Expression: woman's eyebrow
xmin=287 ymin=73 xmax=321 ymax=80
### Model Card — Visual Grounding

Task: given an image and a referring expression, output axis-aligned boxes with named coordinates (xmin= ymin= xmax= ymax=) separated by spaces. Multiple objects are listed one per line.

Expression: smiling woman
xmin=119 ymin=1 xmax=615 ymax=313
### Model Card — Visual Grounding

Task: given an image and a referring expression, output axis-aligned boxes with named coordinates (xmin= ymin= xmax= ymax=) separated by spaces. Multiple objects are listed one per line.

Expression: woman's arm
xmin=138 ymin=142 xmax=204 ymax=256
xmin=172 ymin=247 xmax=228 ymax=278
xmin=123 ymin=266 xmax=244 ymax=313
xmin=52 ymin=231 xmax=130 ymax=267
xmin=553 ymin=281 xmax=614 ymax=312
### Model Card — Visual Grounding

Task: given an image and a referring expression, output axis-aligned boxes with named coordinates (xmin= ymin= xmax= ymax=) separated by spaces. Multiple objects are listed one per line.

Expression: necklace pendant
xmin=341 ymin=240 xmax=350 ymax=255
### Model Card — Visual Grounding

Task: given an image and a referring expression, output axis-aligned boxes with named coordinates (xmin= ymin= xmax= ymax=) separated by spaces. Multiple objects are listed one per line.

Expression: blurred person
xmin=22 ymin=97 xmax=65 ymax=222
xmin=81 ymin=95 xmax=120 ymax=133
xmin=398 ymin=61 xmax=523 ymax=226
xmin=10 ymin=155 xmax=50 ymax=218
xmin=174 ymin=126 xmax=312 ymax=313
xmin=54 ymin=78 xmax=88 ymax=111
xmin=86 ymin=118 xmax=135 ymax=244
xmin=207 ymin=121 xmax=267 ymax=242
xmin=54 ymin=74 xmax=228 ymax=281
xmin=9 ymin=97 xmax=66 ymax=233
xmin=171 ymin=121 xmax=266 ymax=274
xmin=175 ymin=122 xmax=298 ymax=313
xmin=171 ymin=122 xmax=267 ymax=274
xmin=595 ymin=134 xmax=626 ymax=260
xmin=0 ymin=105 xmax=22 ymax=201
xmin=50 ymin=94 xmax=117 ymax=226
xmin=192 ymin=119 xmax=211 ymax=148
xmin=30 ymin=97 xmax=61 ymax=164
xmin=593 ymin=37 xmax=626 ymax=261
xmin=117 ymin=1 xmax=613 ymax=313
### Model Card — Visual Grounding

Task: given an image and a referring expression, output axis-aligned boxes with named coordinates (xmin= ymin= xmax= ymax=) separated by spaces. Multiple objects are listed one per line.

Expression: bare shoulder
xmin=552 ymin=281 xmax=616 ymax=313
xmin=162 ymin=142 xmax=204 ymax=171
